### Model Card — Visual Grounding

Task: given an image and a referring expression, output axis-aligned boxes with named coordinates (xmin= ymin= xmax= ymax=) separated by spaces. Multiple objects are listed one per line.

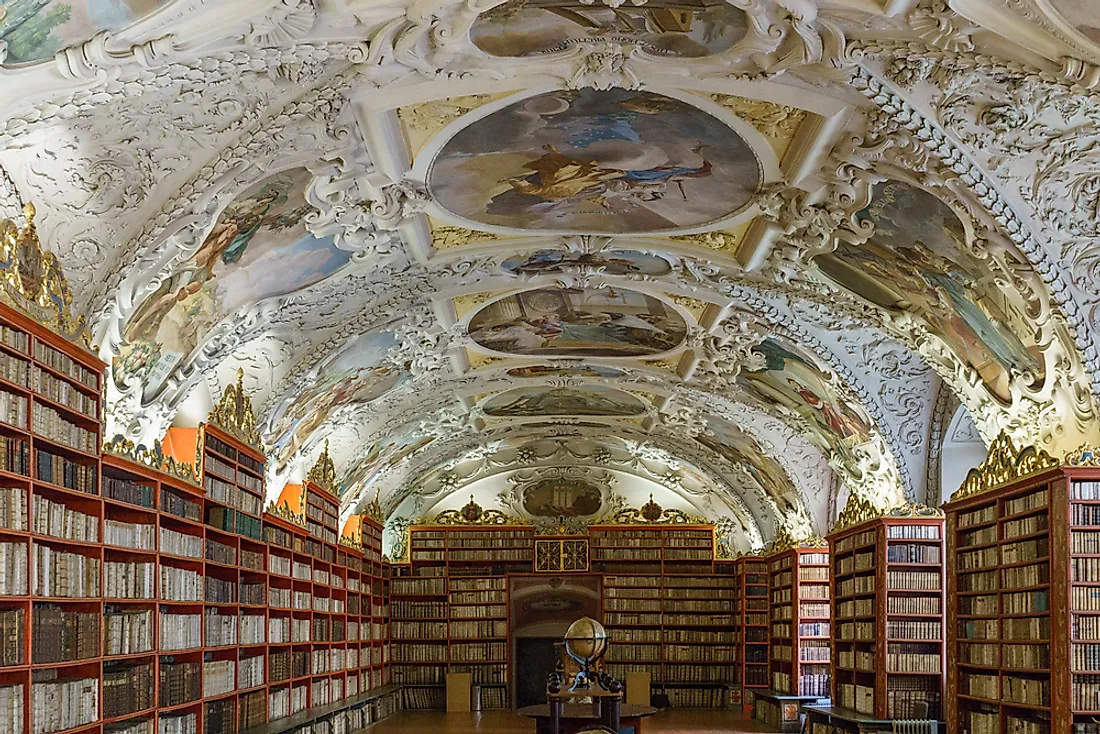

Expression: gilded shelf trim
xmin=0 ymin=203 xmax=89 ymax=347
xmin=208 ymin=368 xmax=262 ymax=450
xmin=103 ymin=434 xmax=201 ymax=486
xmin=266 ymin=499 xmax=308 ymax=528
xmin=949 ymin=431 xmax=1059 ymax=502
xmin=307 ymin=439 xmax=337 ymax=494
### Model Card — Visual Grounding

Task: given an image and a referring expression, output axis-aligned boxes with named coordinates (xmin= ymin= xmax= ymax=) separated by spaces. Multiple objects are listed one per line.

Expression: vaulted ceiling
xmin=2 ymin=0 xmax=1099 ymax=552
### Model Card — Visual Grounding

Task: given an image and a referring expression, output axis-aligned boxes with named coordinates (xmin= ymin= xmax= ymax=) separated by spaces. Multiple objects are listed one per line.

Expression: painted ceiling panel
xmin=0 ymin=0 xmax=1097 ymax=548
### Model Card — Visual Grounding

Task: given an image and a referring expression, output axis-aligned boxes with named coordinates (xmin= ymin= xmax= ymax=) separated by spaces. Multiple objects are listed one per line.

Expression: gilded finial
xmin=829 ymin=494 xmax=884 ymax=534
xmin=208 ymin=368 xmax=262 ymax=450
xmin=307 ymin=439 xmax=338 ymax=493
xmin=0 ymin=200 xmax=87 ymax=345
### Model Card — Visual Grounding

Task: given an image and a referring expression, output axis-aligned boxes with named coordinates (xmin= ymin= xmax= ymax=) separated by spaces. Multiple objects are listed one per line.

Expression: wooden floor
xmin=360 ymin=709 xmax=779 ymax=733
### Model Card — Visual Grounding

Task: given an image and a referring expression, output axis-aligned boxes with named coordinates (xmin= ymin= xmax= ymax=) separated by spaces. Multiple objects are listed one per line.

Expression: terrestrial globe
xmin=564 ymin=617 xmax=609 ymax=666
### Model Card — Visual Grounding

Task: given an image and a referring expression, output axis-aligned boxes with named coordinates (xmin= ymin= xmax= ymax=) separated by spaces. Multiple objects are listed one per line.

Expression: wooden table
xmin=518 ymin=703 xmax=658 ymax=734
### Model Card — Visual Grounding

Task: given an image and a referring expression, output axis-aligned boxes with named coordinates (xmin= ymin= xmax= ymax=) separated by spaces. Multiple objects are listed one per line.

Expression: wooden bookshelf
xmin=731 ymin=556 xmax=769 ymax=712
xmin=827 ymin=504 xmax=944 ymax=726
xmin=766 ymin=544 xmax=831 ymax=698
xmin=943 ymin=436 xmax=1100 ymax=734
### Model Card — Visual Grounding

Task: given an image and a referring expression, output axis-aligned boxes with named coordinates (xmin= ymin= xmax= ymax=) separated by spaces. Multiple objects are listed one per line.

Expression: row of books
xmin=37 ymin=450 xmax=95 ymax=494
xmin=33 ymin=494 xmax=97 ymax=542
xmin=105 ymin=607 xmax=152 ymax=655
xmin=103 ymin=475 xmax=153 ymax=509
xmin=0 ymin=389 xmax=27 ymax=429
xmin=32 ymin=404 xmax=96 ymax=454
xmin=35 ymin=544 xmax=99 ymax=597
xmin=32 ymin=605 xmax=98 ymax=663
xmin=34 ymin=368 xmax=96 ymax=418
xmin=103 ymin=661 xmax=154 ymax=720
xmin=105 ymin=559 xmax=155 ymax=599
xmin=34 ymin=342 xmax=98 ymax=390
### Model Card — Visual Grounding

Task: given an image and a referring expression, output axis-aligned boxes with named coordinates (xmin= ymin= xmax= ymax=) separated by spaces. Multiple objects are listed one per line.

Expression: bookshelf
xmin=943 ymin=435 xmax=1100 ymax=734
xmin=766 ymin=542 xmax=831 ymax=699
xmin=732 ymin=556 xmax=769 ymax=712
xmin=827 ymin=500 xmax=945 ymax=726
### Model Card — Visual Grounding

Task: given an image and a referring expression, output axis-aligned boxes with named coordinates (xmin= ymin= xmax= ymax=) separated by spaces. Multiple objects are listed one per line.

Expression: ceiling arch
xmin=0 ymin=0 xmax=1098 ymax=550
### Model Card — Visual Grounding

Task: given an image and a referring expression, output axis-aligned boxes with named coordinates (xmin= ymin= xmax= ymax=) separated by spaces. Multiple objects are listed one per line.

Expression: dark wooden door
xmin=516 ymin=637 xmax=559 ymax=708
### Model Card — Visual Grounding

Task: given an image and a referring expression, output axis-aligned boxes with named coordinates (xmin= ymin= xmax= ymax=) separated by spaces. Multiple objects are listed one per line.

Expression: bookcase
xmin=731 ymin=556 xmax=769 ymax=711
xmin=766 ymin=542 xmax=831 ymax=698
xmin=826 ymin=501 xmax=944 ymax=726
xmin=943 ymin=435 xmax=1100 ymax=734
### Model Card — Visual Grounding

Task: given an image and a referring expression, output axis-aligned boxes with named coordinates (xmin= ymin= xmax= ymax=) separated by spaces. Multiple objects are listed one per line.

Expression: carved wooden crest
xmin=307 ymin=439 xmax=338 ymax=493
xmin=950 ymin=431 xmax=1059 ymax=502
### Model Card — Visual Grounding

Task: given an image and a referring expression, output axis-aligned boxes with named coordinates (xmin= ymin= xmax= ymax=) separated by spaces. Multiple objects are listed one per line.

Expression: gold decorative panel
xmin=707 ymin=94 xmax=808 ymax=160
xmin=535 ymin=538 xmax=590 ymax=573
xmin=397 ymin=92 xmax=518 ymax=157
xmin=950 ymin=431 xmax=1059 ymax=502
xmin=207 ymin=368 xmax=262 ymax=450
xmin=669 ymin=219 xmax=752 ymax=254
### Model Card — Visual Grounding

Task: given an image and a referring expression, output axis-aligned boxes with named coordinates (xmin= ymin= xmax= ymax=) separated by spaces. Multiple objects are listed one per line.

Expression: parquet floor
xmin=359 ymin=709 xmax=779 ymax=733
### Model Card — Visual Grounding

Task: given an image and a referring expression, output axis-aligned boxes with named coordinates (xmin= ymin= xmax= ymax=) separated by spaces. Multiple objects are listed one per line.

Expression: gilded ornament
xmin=208 ymin=368 xmax=262 ymax=450
xmin=534 ymin=538 xmax=590 ymax=572
xmin=669 ymin=231 xmax=742 ymax=251
xmin=950 ymin=431 xmax=1059 ymax=502
xmin=338 ymin=534 xmax=363 ymax=551
xmin=887 ymin=502 xmax=945 ymax=520
xmin=767 ymin=526 xmax=828 ymax=555
xmin=307 ymin=439 xmax=337 ymax=494
xmin=432 ymin=224 xmax=500 ymax=250
xmin=361 ymin=488 xmax=385 ymax=524
xmin=597 ymin=494 xmax=705 ymax=525
xmin=707 ymin=94 xmax=807 ymax=141
xmin=1066 ymin=444 xmax=1100 ymax=467
xmin=432 ymin=495 xmax=527 ymax=526
xmin=266 ymin=499 xmax=308 ymax=528
xmin=829 ymin=494 xmax=884 ymax=534
xmin=397 ymin=94 xmax=497 ymax=140
xmin=0 ymin=203 xmax=89 ymax=346
xmin=102 ymin=434 xmax=201 ymax=486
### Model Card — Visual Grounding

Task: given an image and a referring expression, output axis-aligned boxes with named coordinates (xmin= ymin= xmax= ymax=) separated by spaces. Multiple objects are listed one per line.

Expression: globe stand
xmin=546 ymin=618 xmax=622 ymax=734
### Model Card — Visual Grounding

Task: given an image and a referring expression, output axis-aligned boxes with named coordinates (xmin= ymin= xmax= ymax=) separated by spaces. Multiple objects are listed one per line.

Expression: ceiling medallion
xmin=0 ymin=203 xmax=88 ymax=346
xmin=601 ymin=494 xmax=703 ymax=525
xmin=949 ymin=431 xmax=1059 ymax=502
xmin=103 ymin=434 xmax=201 ymax=487
xmin=307 ymin=439 xmax=338 ymax=494
xmin=433 ymin=495 xmax=527 ymax=526
xmin=208 ymin=368 xmax=263 ymax=450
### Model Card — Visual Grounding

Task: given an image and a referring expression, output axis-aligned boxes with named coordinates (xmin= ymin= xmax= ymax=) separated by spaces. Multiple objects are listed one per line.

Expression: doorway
xmin=515 ymin=637 xmax=560 ymax=708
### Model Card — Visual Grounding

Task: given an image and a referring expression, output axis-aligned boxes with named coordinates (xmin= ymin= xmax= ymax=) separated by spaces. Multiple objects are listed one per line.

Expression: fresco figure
xmin=115 ymin=168 xmax=353 ymax=397
xmin=814 ymin=180 xmax=1043 ymax=401
xmin=695 ymin=415 xmax=803 ymax=517
xmin=501 ymin=248 xmax=672 ymax=277
xmin=429 ymin=89 xmax=761 ymax=233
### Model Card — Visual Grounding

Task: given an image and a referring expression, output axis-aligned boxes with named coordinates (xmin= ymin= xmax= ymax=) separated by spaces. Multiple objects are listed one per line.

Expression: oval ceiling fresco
xmin=467 ymin=286 xmax=687 ymax=357
xmin=428 ymin=89 xmax=761 ymax=234
xmin=482 ymin=386 xmax=648 ymax=417
xmin=505 ymin=364 xmax=626 ymax=379
xmin=1048 ymin=0 xmax=1100 ymax=42
xmin=813 ymin=180 xmax=1044 ymax=402
xmin=470 ymin=0 xmax=749 ymax=59
xmin=522 ymin=477 xmax=604 ymax=518
xmin=501 ymin=248 xmax=672 ymax=277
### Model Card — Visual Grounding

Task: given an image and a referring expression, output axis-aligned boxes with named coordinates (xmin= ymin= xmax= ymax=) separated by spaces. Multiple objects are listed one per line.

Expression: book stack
xmin=105 ymin=607 xmax=153 ymax=655
xmin=32 ymin=605 xmax=98 ymax=663
xmin=0 ymin=437 xmax=28 ymax=476
xmin=159 ymin=612 xmax=201 ymax=651
xmin=158 ymin=659 xmax=200 ymax=707
xmin=34 ymin=544 xmax=99 ymax=597
xmin=102 ymin=476 xmax=154 ymax=509
xmin=35 ymin=450 xmax=95 ymax=493
xmin=103 ymin=661 xmax=154 ymax=719
xmin=105 ymin=560 xmax=155 ymax=599
xmin=0 ymin=486 xmax=25 ymax=530
xmin=0 ymin=684 xmax=21 ymax=734
xmin=32 ymin=495 xmax=97 ymax=542
xmin=157 ymin=711 xmax=197 ymax=734
xmin=0 ymin=606 xmax=24 ymax=665
xmin=104 ymin=519 xmax=155 ymax=550
xmin=31 ymin=673 xmax=98 ymax=734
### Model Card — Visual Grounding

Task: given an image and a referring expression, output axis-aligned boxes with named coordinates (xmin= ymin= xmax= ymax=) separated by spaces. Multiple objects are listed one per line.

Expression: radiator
xmin=893 ymin=722 xmax=937 ymax=734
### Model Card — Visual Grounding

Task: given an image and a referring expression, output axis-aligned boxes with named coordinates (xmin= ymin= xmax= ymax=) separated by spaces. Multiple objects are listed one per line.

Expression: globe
xmin=563 ymin=617 xmax=609 ymax=666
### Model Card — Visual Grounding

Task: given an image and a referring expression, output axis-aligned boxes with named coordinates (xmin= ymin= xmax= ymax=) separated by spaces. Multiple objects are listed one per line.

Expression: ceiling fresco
xmin=481 ymin=386 xmax=649 ymax=417
xmin=427 ymin=89 xmax=761 ymax=234
xmin=469 ymin=0 xmax=750 ymax=59
xmin=2 ymin=0 xmax=1100 ymax=549
xmin=467 ymin=286 xmax=687 ymax=358
xmin=0 ymin=0 xmax=172 ymax=64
